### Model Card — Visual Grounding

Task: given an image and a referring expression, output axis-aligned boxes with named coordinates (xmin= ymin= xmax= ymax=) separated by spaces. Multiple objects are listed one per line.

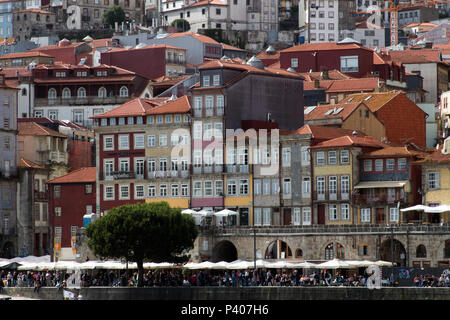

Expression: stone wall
xmin=3 ymin=287 xmax=450 ymax=300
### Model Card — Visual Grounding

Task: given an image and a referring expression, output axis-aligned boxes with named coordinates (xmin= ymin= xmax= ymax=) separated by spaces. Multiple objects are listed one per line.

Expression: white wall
xmin=403 ymin=63 xmax=437 ymax=104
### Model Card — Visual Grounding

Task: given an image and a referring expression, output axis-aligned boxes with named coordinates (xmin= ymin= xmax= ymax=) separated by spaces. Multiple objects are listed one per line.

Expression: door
xmin=239 ymin=208 xmax=249 ymax=226
xmin=283 ymin=208 xmax=292 ymax=225
xmin=318 ymin=204 xmax=325 ymax=225
xmin=376 ymin=208 xmax=385 ymax=224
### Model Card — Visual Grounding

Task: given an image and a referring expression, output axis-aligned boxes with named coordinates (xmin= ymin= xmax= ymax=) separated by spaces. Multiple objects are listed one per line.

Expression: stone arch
xmin=379 ymin=238 xmax=407 ymax=267
xmin=264 ymin=240 xmax=292 ymax=259
xmin=323 ymin=241 xmax=345 ymax=260
xmin=211 ymin=240 xmax=237 ymax=262
xmin=416 ymin=244 xmax=427 ymax=258
xmin=295 ymin=248 xmax=303 ymax=258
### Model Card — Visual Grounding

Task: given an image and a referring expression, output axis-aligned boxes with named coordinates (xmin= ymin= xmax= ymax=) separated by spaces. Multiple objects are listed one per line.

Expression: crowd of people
xmin=1 ymin=268 xmax=449 ymax=289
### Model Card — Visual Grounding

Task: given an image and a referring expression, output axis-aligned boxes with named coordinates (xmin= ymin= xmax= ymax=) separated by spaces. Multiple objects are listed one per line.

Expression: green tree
xmin=85 ymin=202 xmax=198 ymax=287
xmin=103 ymin=5 xmax=126 ymax=27
xmin=171 ymin=19 xmax=191 ymax=32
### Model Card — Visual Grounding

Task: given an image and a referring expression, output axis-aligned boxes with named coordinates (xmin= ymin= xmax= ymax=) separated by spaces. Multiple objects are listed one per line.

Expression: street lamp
xmin=253 ymin=227 xmax=256 ymax=270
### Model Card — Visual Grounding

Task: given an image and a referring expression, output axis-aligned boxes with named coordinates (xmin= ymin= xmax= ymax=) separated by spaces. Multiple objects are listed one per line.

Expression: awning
xmin=354 ymin=181 xmax=408 ymax=189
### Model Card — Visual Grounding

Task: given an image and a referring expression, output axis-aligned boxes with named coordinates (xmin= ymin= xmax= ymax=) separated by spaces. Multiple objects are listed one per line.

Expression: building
xmin=0 ymin=0 xmax=21 ymax=38
xmin=398 ymin=5 xmax=439 ymax=28
xmin=17 ymin=120 xmax=69 ymax=180
xmin=17 ymin=158 xmax=50 ymax=257
xmin=91 ymin=95 xmax=192 ymax=214
xmin=159 ymin=0 xmax=247 ymax=32
xmin=0 ymin=40 xmax=38 ymax=57
xmin=247 ymin=0 xmax=279 ymax=32
xmin=28 ymin=38 xmax=93 ymax=65
xmin=415 ymin=22 xmax=450 ymax=45
xmin=47 ymin=167 xmax=96 ymax=261
xmin=13 ymin=8 xmax=57 ymax=41
xmin=31 ymin=63 xmax=151 ymax=127
xmin=388 ymin=48 xmax=449 ymax=104
xmin=145 ymin=32 xmax=224 ymax=66
xmin=303 ymin=102 xmax=386 ymax=141
xmin=307 ymin=0 xmax=357 ymax=43
xmin=441 ymin=90 xmax=450 ymax=139
xmin=339 ymin=91 xmax=427 ymax=148
xmin=100 ymin=44 xmax=187 ymax=80
xmin=0 ymin=51 xmax=54 ymax=67
xmin=0 ymin=72 xmax=19 ymax=258
xmin=340 ymin=20 xmax=389 ymax=48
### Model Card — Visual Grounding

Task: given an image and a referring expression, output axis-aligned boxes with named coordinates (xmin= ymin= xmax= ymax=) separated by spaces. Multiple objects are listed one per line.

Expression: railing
xmin=112 ymin=171 xmax=135 ymax=180
xmin=35 ymin=96 xmax=130 ymax=107
xmin=225 ymin=164 xmax=250 ymax=174
xmin=353 ymin=193 xmax=406 ymax=205
xmin=49 ymin=151 xmax=67 ymax=163
xmin=193 ymin=165 xmax=223 ymax=175
xmin=146 ymin=170 xmax=190 ymax=179
xmin=202 ymin=224 xmax=450 ymax=236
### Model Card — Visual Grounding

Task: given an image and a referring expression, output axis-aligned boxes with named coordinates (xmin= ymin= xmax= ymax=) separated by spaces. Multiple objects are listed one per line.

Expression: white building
xmin=247 ymin=0 xmax=279 ymax=32
xmin=308 ymin=0 xmax=340 ymax=42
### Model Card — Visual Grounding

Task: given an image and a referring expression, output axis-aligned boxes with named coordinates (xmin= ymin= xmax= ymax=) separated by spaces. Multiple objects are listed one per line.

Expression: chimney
xmin=322 ymin=70 xmax=329 ymax=80
xmin=314 ymin=79 xmax=320 ymax=88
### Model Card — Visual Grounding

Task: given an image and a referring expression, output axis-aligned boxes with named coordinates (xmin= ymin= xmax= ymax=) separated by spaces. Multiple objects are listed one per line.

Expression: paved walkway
xmin=0 ymin=293 xmax=38 ymax=300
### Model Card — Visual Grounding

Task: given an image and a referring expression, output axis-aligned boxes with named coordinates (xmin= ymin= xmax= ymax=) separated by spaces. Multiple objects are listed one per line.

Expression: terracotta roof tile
xmin=310 ymin=135 xmax=387 ymax=149
xmin=339 ymin=91 xmax=401 ymax=112
xmin=389 ymin=49 xmax=442 ymax=64
xmin=18 ymin=122 xmax=67 ymax=138
xmin=303 ymin=102 xmax=362 ymax=121
xmin=291 ymin=124 xmax=367 ymax=140
xmin=0 ymin=51 xmax=53 ymax=59
xmin=47 ymin=167 xmax=96 ymax=184
xmin=166 ymin=32 xmax=220 ymax=45
xmin=280 ymin=41 xmax=373 ymax=53
xmin=19 ymin=158 xmax=46 ymax=169
xmin=361 ymin=146 xmax=429 ymax=158
xmin=90 ymin=95 xmax=190 ymax=118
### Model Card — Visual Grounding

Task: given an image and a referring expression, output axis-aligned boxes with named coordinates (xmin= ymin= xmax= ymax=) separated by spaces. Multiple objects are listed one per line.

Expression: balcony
xmin=192 ymin=165 xmax=223 ymax=175
xmin=49 ymin=151 xmax=67 ymax=164
xmin=35 ymin=96 xmax=131 ymax=107
xmin=225 ymin=164 xmax=250 ymax=174
xmin=34 ymin=191 xmax=49 ymax=201
xmin=313 ymin=191 xmax=352 ymax=202
xmin=147 ymin=170 xmax=190 ymax=179
xmin=112 ymin=171 xmax=135 ymax=180
xmin=353 ymin=193 xmax=387 ymax=205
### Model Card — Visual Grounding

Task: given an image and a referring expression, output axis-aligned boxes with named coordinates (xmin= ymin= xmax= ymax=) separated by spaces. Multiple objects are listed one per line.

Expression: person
xmin=390 ymin=273 xmax=395 ymax=287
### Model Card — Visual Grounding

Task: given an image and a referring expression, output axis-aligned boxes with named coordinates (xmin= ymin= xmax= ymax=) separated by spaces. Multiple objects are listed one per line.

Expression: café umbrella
xmin=317 ymin=259 xmax=351 ymax=269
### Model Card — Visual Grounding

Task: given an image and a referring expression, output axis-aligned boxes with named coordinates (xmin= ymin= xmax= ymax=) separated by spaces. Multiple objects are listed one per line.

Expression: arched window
xmin=325 ymin=243 xmax=334 ymax=260
xmin=416 ymin=245 xmax=427 ymax=258
xmin=119 ymin=86 xmax=128 ymax=97
xmin=295 ymin=249 xmax=303 ymax=258
xmin=48 ymin=88 xmax=57 ymax=99
xmin=445 ymin=240 xmax=450 ymax=258
xmin=336 ymin=243 xmax=345 ymax=259
xmin=62 ymin=87 xmax=71 ymax=99
xmin=77 ymin=87 xmax=86 ymax=98
xmin=98 ymin=87 xmax=107 ymax=98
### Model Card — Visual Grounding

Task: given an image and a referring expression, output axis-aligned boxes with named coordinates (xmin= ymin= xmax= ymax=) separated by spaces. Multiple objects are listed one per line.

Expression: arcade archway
xmin=211 ymin=240 xmax=238 ymax=262
xmin=265 ymin=240 xmax=292 ymax=259
xmin=380 ymin=238 xmax=407 ymax=267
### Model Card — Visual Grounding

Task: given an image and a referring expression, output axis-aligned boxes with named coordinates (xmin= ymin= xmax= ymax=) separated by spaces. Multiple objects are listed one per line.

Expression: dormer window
xmin=77 ymin=87 xmax=87 ymax=98
xmin=97 ymin=70 xmax=108 ymax=77
xmin=62 ymin=87 xmax=71 ymax=98
xmin=213 ymin=74 xmax=220 ymax=86
xmin=77 ymin=71 xmax=87 ymax=77
xmin=119 ymin=86 xmax=129 ymax=97
xmin=203 ymin=75 xmax=210 ymax=87
xmin=55 ymin=72 xmax=66 ymax=77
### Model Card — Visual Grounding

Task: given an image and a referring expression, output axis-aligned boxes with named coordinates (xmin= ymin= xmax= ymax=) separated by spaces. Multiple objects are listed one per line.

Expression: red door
xmin=318 ymin=205 xmax=325 ymax=225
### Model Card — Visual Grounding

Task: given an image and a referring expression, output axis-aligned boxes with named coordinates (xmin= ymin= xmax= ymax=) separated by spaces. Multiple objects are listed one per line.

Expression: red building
xmin=47 ymin=167 xmax=96 ymax=260
xmin=340 ymin=91 xmax=427 ymax=148
xmin=29 ymin=39 xmax=92 ymax=65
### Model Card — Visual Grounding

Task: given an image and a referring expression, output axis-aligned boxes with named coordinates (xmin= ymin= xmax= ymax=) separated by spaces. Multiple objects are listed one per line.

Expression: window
xmin=159 ymin=185 xmax=167 ymax=197
xmin=254 ymin=179 xmax=261 ymax=195
xmin=216 ymin=8 xmax=221 ymax=15
xmin=165 ymin=115 xmax=172 ymax=123
xmin=263 ymin=208 xmax=271 ymax=226
xmin=282 ymin=147 xmax=291 ymax=167
xmin=263 ymin=179 xmax=270 ymax=195
xmin=205 ymin=96 xmax=214 ymax=116
xmin=62 ymin=87 xmax=71 ymax=98
xmin=85 ymin=184 xmax=92 ymax=194
xmin=193 ymin=181 xmax=202 ymax=197
xmin=329 ymin=204 xmax=338 ymax=220
xmin=291 ymin=58 xmax=298 ymax=68
xmin=317 ymin=176 xmax=325 ymax=196
xmin=213 ymin=75 xmax=220 ymax=86
xmin=127 ymin=117 xmax=134 ymax=125
xmin=293 ymin=208 xmax=301 ymax=226
xmin=240 ymin=179 xmax=249 ymax=195
xmin=272 ymin=179 xmax=279 ymax=195
xmin=375 ymin=159 xmax=383 ymax=172
xmin=118 ymin=135 xmax=129 ymax=150
xmin=416 ymin=245 xmax=427 ymax=258
xmin=340 ymin=56 xmax=359 ymax=73
xmin=398 ymin=158 xmax=407 ymax=171
xmin=159 ymin=134 xmax=167 ymax=147
xmin=171 ymin=184 xmax=179 ymax=197
xmin=227 ymin=180 xmax=237 ymax=195
xmin=119 ymin=86 xmax=128 ymax=97
xmin=386 ymin=158 xmax=395 ymax=171
xmin=341 ymin=204 xmax=350 ymax=220
xmin=301 ymin=146 xmax=310 ymax=165
xmin=48 ymin=88 xmax=57 ymax=99
xmin=134 ymin=185 xmax=145 ymax=199
xmin=147 ymin=116 xmax=154 ymax=124
xmin=340 ymin=150 xmax=349 ymax=164
xmin=216 ymin=95 xmax=224 ymax=115
xmin=254 ymin=208 xmax=262 ymax=226
xmin=119 ymin=185 xmax=130 ymax=199
xmin=134 ymin=134 xmax=145 ymax=149
xmin=328 ymin=151 xmax=337 ymax=165
xmin=181 ymin=184 xmax=189 ymax=197
xmin=340 ymin=175 xmax=350 ymax=194
xmin=302 ymin=177 xmax=311 ymax=197
xmin=316 ymin=151 xmax=325 ymax=165
xmin=329 ymin=176 xmax=337 ymax=195
xmin=159 ymin=158 xmax=168 ymax=172
xmin=302 ymin=207 xmax=311 ymax=225
xmin=148 ymin=185 xmax=156 ymax=197
xmin=359 ymin=245 xmax=368 ymax=256
xmin=55 ymin=207 xmax=62 ymax=217
xmin=363 ymin=159 xmax=372 ymax=172
xmin=203 ymin=76 xmax=210 ymax=87
xmin=203 ymin=181 xmax=212 ymax=197
xmin=427 ymin=172 xmax=440 ymax=190
xmin=215 ymin=180 xmax=223 ymax=197
xmin=283 ymin=178 xmax=291 ymax=196
xmin=175 ymin=114 xmax=181 ymax=123
xmin=53 ymin=185 xmax=61 ymax=198
xmin=361 ymin=208 xmax=371 ymax=222
xmin=389 ymin=207 xmax=399 ymax=222
xmin=119 ymin=158 xmax=130 ymax=173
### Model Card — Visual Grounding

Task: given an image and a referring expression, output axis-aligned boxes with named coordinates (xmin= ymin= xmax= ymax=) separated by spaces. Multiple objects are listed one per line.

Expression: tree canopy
xmin=85 ymin=202 xmax=198 ymax=286
xmin=103 ymin=5 xmax=126 ymax=27
xmin=171 ymin=19 xmax=191 ymax=32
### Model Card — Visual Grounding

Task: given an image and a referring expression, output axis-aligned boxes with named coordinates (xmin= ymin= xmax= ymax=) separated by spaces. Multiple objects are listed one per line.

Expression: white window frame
xmin=340 ymin=150 xmax=349 ymax=165
xmin=316 ymin=151 xmax=325 ymax=166
xmin=341 ymin=203 xmax=350 ymax=220
xmin=103 ymin=135 xmax=114 ymax=151
xmin=134 ymin=184 xmax=145 ymax=199
xmin=389 ymin=207 xmax=399 ymax=222
xmin=302 ymin=207 xmax=311 ymax=226
xmin=329 ymin=204 xmax=338 ymax=221
xmin=361 ymin=208 xmax=371 ymax=223
xmin=119 ymin=185 xmax=130 ymax=200
xmin=118 ymin=134 xmax=129 ymax=150
xmin=134 ymin=134 xmax=145 ymax=149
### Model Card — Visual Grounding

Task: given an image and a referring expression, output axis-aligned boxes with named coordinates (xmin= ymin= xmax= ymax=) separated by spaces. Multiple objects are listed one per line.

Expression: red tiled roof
xmin=189 ymin=0 xmax=227 ymax=7
xmin=388 ymin=49 xmax=442 ymax=64
xmin=280 ymin=41 xmax=373 ymax=53
xmin=256 ymin=50 xmax=280 ymax=60
xmin=299 ymin=70 xmax=353 ymax=81
xmin=339 ymin=91 xmax=401 ymax=113
xmin=18 ymin=121 xmax=67 ymax=138
xmin=417 ymin=144 xmax=450 ymax=163
xmin=103 ymin=44 xmax=185 ymax=53
xmin=47 ymin=167 xmax=96 ymax=184
xmin=303 ymin=102 xmax=363 ymax=121
xmin=0 ymin=51 xmax=53 ymax=59
xmin=90 ymin=95 xmax=190 ymax=118
xmin=221 ymin=43 xmax=247 ymax=52
xmin=19 ymin=158 xmax=46 ymax=169
xmin=291 ymin=124 xmax=367 ymax=140
xmin=14 ymin=9 xmax=55 ymax=14
xmin=361 ymin=146 xmax=429 ymax=158
xmin=310 ymin=135 xmax=386 ymax=149
xmin=166 ymin=32 xmax=220 ymax=45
